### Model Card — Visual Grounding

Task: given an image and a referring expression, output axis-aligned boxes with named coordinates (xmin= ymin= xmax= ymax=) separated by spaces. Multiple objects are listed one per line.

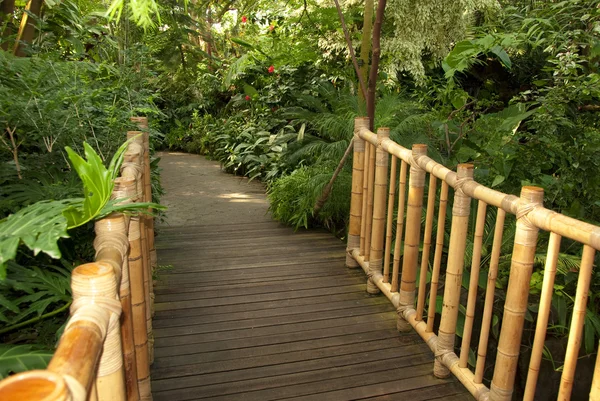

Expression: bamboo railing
xmin=346 ymin=117 xmax=600 ymax=401
xmin=0 ymin=117 xmax=156 ymax=401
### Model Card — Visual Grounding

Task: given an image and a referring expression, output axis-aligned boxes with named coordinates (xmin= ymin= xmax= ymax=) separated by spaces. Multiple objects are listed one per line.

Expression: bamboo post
xmin=523 ymin=232 xmax=561 ymax=401
xmin=475 ymin=208 xmax=506 ymax=383
xmin=396 ymin=144 xmax=427 ymax=331
xmin=105 ymin=177 xmax=141 ymax=401
xmin=557 ymin=244 xmax=596 ymax=399
xmin=426 ymin=181 xmax=449 ymax=333
xmin=363 ymin=136 xmax=377 ymax=261
xmin=366 ymin=127 xmax=390 ymax=294
xmin=489 ymin=186 xmax=544 ymax=401
xmin=347 ymin=118 xmax=368 ymax=267
xmin=359 ymin=135 xmax=370 ymax=256
xmin=459 ymin=200 xmax=487 ymax=367
xmin=73 ymin=263 xmax=125 ymax=401
xmin=591 ymin=348 xmax=600 ymax=400
xmin=121 ymin=147 xmax=152 ymax=401
xmin=391 ymin=160 xmax=408 ymax=293
xmin=416 ymin=174 xmax=437 ymax=321
xmin=0 ymin=370 xmax=70 ymax=401
xmin=434 ymin=163 xmax=474 ymax=378
xmin=383 ymin=155 xmax=397 ymax=282
xmin=126 ymin=131 xmax=153 ymax=366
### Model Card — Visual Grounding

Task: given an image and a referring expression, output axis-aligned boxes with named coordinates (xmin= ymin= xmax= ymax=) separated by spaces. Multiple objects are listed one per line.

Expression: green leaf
xmin=0 ymin=345 xmax=53 ymax=379
xmin=492 ymin=175 xmax=505 ymax=187
xmin=490 ymin=45 xmax=512 ymax=69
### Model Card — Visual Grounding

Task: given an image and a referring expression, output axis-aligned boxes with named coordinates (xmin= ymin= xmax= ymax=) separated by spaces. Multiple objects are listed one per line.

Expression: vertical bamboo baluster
xmin=427 ymin=181 xmax=449 ymax=333
xmin=348 ymin=118 xmax=368 ymax=267
xmin=366 ymin=127 xmax=390 ymax=294
xmin=434 ymin=164 xmax=474 ymax=378
xmin=126 ymin=131 xmax=153 ymax=366
xmin=459 ymin=200 xmax=487 ymax=367
xmin=558 ymin=245 xmax=596 ymax=400
xmin=416 ymin=174 xmax=437 ymax=321
xmin=364 ymin=138 xmax=377 ymax=262
xmin=383 ymin=155 xmax=398 ymax=283
xmin=0 ymin=370 xmax=70 ymax=401
xmin=397 ymin=144 xmax=427 ymax=331
xmin=71 ymin=263 xmax=125 ymax=401
xmin=121 ymin=148 xmax=152 ymax=401
xmin=475 ymin=208 xmax=506 ymax=383
xmin=141 ymin=130 xmax=156 ymax=315
xmin=108 ymin=178 xmax=141 ymax=401
xmin=359 ymin=134 xmax=371 ymax=256
xmin=489 ymin=186 xmax=543 ymax=401
xmin=523 ymin=232 xmax=561 ymax=401
xmin=591 ymin=349 xmax=600 ymax=400
xmin=391 ymin=160 xmax=408 ymax=293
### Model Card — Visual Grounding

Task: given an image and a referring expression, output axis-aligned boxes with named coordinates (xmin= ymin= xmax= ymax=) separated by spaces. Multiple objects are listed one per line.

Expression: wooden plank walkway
xmin=151 ymin=152 xmax=472 ymax=401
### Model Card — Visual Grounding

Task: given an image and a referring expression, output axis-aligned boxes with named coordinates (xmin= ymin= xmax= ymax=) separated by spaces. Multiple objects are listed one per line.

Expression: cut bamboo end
xmin=0 ymin=370 xmax=69 ymax=401
xmin=72 ymin=263 xmax=117 ymax=298
xmin=130 ymin=117 xmax=149 ymax=131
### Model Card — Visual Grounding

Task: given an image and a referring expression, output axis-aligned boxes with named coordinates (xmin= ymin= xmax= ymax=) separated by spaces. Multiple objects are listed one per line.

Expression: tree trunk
xmin=13 ymin=0 xmax=42 ymax=56
xmin=1 ymin=0 xmax=16 ymax=51
xmin=366 ymin=0 xmax=387 ymax=131
xmin=358 ymin=0 xmax=374 ymax=106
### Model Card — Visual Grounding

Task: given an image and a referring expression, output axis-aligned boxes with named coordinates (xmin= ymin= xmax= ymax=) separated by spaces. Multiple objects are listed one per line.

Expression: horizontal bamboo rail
xmin=346 ymin=118 xmax=600 ymax=401
xmin=0 ymin=118 xmax=156 ymax=401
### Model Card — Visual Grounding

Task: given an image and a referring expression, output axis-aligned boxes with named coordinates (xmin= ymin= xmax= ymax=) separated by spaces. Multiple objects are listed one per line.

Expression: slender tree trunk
xmin=367 ymin=0 xmax=387 ymax=131
xmin=13 ymin=0 xmax=42 ymax=56
xmin=1 ymin=0 xmax=15 ymax=51
xmin=358 ymin=0 xmax=374 ymax=106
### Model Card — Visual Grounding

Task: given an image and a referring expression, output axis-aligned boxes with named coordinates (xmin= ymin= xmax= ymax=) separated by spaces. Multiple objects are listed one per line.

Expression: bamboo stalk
xmin=475 ymin=208 xmax=506 ymax=383
xmin=120 ymin=147 xmax=152 ymax=401
xmin=434 ymin=164 xmax=474 ymax=378
xmin=141 ymin=132 xmax=155 ymax=364
xmin=490 ymin=186 xmax=544 ymax=401
xmin=459 ymin=200 xmax=487 ymax=368
xmin=416 ymin=174 xmax=437 ymax=321
xmin=0 ymin=370 xmax=70 ymax=400
xmin=366 ymin=128 xmax=390 ymax=294
xmin=523 ymin=232 xmax=561 ymax=401
xmin=557 ymin=245 xmax=596 ymax=400
xmin=427 ymin=181 xmax=449 ymax=333
xmin=391 ymin=160 xmax=408 ymax=293
xmin=359 ymin=138 xmax=370 ymax=256
xmin=591 ymin=347 xmax=600 ymax=400
xmin=126 ymin=131 xmax=153 ymax=366
xmin=383 ymin=155 xmax=398 ymax=283
xmin=397 ymin=144 xmax=427 ymax=332
xmin=109 ymin=178 xmax=141 ymax=401
xmin=364 ymin=140 xmax=376 ymax=261
xmin=347 ymin=118 xmax=369 ymax=267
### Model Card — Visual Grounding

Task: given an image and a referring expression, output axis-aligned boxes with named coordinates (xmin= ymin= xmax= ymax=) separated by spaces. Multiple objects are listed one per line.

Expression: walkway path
xmin=150 ymin=152 xmax=471 ymax=401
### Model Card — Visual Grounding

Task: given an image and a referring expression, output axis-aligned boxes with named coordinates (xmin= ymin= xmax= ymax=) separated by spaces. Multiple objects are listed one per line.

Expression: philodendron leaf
xmin=0 ymin=200 xmax=74 ymax=279
xmin=0 ymin=344 xmax=53 ymax=379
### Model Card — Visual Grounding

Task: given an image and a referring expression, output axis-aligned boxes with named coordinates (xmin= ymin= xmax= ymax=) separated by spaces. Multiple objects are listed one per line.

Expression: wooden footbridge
xmin=1 ymin=117 xmax=600 ymax=401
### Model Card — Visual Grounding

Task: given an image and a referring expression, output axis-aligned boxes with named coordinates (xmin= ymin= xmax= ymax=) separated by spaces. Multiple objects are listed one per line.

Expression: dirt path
xmin=156 ymin=152 xmax=271 ymax=227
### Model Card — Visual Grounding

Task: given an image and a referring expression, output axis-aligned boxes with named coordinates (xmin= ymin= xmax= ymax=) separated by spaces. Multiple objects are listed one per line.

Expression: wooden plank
xmin=154 ymin=283 xmax=368 ymax=312
xmin=361 ymin=382 xmax=473 ymax=400
xmin=154 ymin=353 xmax=435 ymax=401
xmin=153 ymin=296 xmax=390 ymax=329
xmin=153 ymin=291 xmax=387 ymax=321
xmin=154 ymin=311 xmax=396 ymax=343
xmin=152 ymin=337 xmax=427 ymax=392
xmin=155 ymin=328 xmax=401 ymax=370
xmin=155 ymin=320 xmax=399 ymax=358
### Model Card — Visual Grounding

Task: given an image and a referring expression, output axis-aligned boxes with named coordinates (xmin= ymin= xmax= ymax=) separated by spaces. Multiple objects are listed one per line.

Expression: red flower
xmin=241 ymin=15 xmax=247 ymax=23
xmin=268 ymin=65 xmax=275 ymax=74
xmin=269 ymin=25 xmax=275 ymax=31
xmin=245 ymin=95 xmax=251 ymax=101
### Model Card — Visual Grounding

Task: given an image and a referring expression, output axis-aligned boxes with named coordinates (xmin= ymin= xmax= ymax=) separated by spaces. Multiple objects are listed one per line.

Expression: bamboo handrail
xmin=347 ymin=118 xmax=600 ymax=401
xmin=0 ymin=119 xmax=155 ymax=401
